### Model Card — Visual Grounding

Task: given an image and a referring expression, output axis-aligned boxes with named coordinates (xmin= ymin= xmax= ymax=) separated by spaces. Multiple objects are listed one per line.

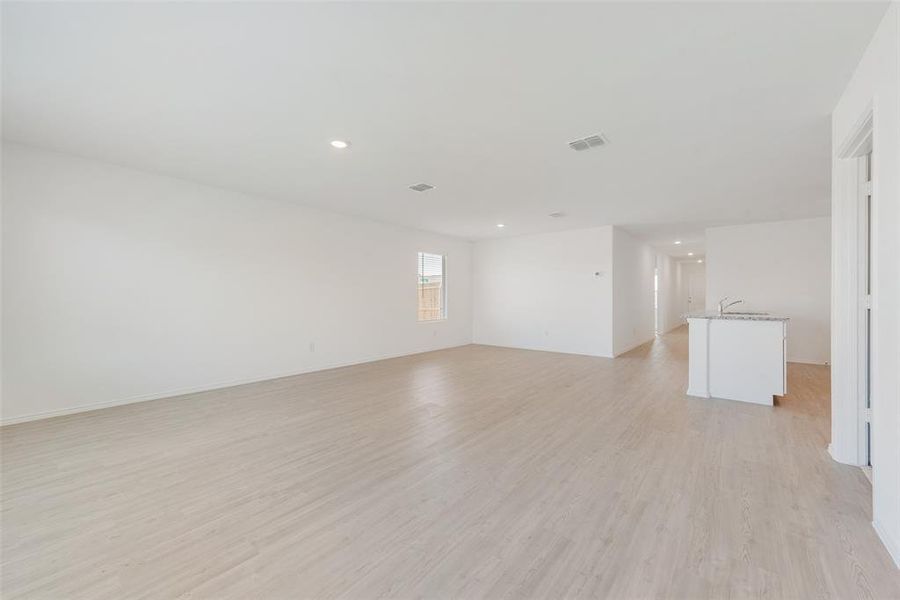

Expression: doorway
xmin=654 ymin=267 xmax=659 ymax=334
xmin=833 ymin=106 xmax=873 ymax=472
xmin=687 ymin=265 xmax=706 ymax=314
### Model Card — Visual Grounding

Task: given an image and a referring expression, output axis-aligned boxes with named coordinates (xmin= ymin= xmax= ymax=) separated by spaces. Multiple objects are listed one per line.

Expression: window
xmin=417 ymin=252 xmax=446 ymax=321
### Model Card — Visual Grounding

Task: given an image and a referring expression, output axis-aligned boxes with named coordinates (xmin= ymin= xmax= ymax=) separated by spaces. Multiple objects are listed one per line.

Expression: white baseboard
xmin=613 ymin=335 xmax=656 ymax=357
xmin=786 ymin=358 xmax=830 ymax=366
xmin=1 ymin=342 xmax=471 ymax=427
xmin=469 ymin=341 xmax=613 ymax=359
xmin=827 ymin=443 xmax=844 ymax=464
xmin=660 ymin=322 xmax=685 ymax=335
xmin=873 ymin=519 xmax=900 ymax=569
xmin=828 ymin=443 xmax=867 ymax=467
xmin=2 ymin=396 xmax=163 ymax=426
xmin=861 ymin=465 xmax=872 ymax=483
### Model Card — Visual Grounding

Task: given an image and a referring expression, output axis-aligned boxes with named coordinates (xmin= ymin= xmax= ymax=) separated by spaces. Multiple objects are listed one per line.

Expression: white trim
xmin=830 ymin=104 xmax=874 ymax=467
xmin=659 ymin=321 xmax=684 ymax=335
xmin=837 ymin=105 xmax=874 ymax=159
xmin=854 ymin=154 xmax=871 ymax=466
xmin=873 ymin=519 xmax=900 ymax=569
xmin=861 ymin=465 xmax=872 ymax=483
xmin=613 ymin=335 xmax=656 ymax=357
xmin=470 ymin=342 xmax=614 ymax=360
xmin=785 ymin=357 xmax=831 ymax=366
xmin=0 ymin=343 xmax=471 ymax=427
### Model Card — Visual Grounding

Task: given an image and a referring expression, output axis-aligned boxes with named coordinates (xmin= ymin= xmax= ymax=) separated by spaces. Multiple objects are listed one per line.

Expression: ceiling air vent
xmin=568 ymin=139 xmax=590 ymax=152
xmin=569 ymin=132 xmax=609 ymax=152
xmin=409 ymin=183 xmax=435 ymax=192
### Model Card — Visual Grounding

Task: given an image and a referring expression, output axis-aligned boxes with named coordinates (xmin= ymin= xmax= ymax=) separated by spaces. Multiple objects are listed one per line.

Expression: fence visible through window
xmin=417 ymin=252 xmax=446 ymax=321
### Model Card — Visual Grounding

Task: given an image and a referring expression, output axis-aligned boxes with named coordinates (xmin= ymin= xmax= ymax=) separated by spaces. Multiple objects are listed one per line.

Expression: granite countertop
xmin=685 ymin=311 xmax=789 ymax=321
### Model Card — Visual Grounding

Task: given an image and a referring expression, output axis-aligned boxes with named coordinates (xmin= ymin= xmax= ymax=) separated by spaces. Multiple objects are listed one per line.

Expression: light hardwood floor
xmin=2 ymin=327 xmax=899 ymax=599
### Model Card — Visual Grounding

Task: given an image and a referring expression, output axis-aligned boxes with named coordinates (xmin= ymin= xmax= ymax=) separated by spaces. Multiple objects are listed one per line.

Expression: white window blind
xmin=417 ymin=252 xmax=446 ymax=321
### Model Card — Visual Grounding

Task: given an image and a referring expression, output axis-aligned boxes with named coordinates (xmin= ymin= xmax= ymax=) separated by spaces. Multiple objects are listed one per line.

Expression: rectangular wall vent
xmin=409 ymin=183 xmax=435 ymax=192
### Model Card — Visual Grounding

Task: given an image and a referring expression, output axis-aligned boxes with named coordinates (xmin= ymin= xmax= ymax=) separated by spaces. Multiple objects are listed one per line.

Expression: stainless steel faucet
xmin=718 ymin=297 xmax=744 ymax=315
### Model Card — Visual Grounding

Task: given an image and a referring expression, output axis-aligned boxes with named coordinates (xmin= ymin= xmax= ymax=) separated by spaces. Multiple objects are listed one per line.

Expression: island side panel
xmin=708 ymin=319 xmax=785 ymax=405
xmin=687 ymin=318 xmax=710 ymax=398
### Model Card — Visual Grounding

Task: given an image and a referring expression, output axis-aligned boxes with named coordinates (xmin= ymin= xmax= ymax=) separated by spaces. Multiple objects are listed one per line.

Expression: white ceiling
xmin=1 ymin=2 xmax=887 ymax=246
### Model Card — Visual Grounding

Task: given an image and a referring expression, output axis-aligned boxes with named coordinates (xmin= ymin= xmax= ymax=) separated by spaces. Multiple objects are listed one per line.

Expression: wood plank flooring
xmin=2 ymin=327 xmax=899 ymax=599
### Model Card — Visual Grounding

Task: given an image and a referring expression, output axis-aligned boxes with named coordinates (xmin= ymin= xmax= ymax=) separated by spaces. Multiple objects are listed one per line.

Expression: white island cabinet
xmin=687 ymin=313 xmax=788 ymax=406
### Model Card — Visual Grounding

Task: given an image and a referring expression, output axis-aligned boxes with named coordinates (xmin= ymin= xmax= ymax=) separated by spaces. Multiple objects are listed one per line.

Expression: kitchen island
xmin=686 ymin=312 xmax=789 ymax=406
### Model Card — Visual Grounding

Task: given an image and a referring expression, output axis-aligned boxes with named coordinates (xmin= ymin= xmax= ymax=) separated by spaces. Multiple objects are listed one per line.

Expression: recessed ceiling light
xmin=674 ymin=240 xmax=682 ymax=245
xmin=497 ymin=223 xmax=505 ymax=228
xmin=330 ymin=140 xmax=350 ymax=149
xmin=408 ymin=183 xmax=435 ymax=192
xmin=548 ymin=212 xmax=565 ymax=218
xmin=688 ymin=252 xmax=694 ymax=256
xmin=698 ymin=259 xmax=703 ymax=263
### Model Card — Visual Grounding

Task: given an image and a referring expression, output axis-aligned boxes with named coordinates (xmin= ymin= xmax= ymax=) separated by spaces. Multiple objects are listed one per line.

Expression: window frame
xmin=416 ymin=251 xmax=447 ymax=322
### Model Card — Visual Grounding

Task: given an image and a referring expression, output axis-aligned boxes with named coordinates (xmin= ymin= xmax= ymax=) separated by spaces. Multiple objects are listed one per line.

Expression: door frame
xmin=832 ymin=106 xmax=873 ymax=467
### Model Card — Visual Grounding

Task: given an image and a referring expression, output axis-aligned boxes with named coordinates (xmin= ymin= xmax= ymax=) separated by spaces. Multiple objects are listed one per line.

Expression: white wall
xmin=1 ymin=143 xmax=474 ymax=424
xmin=472 ymin=226 xmax=658 ymax=358
xmin=831 ymin=2 xmax=900 ymax=567
xmin=612 ymin=228 xmax=656 ymax=355
xmin=705 ymin=218 xmax=831 ymax=365
xmin=472 ymin=227 xmax=614 ymax=357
